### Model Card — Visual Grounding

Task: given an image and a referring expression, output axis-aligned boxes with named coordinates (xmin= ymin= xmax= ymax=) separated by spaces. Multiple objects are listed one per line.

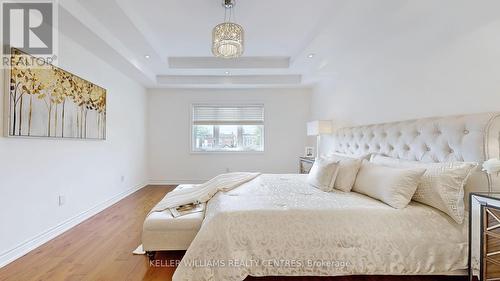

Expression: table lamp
xmin=307 ymin=120 xmax=333 ymax=158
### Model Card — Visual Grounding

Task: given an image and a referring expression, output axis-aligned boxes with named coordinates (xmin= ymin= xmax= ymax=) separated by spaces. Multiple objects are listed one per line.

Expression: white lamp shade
xmin=307 ymin=120 xmax=333 ymax=136
xmin=483 ymin=158 xmax=500 ymax=174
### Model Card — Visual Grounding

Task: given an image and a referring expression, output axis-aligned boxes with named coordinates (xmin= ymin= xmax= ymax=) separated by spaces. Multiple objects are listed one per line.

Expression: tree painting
xmin=7 ymin=48 xmax=107 ymax=139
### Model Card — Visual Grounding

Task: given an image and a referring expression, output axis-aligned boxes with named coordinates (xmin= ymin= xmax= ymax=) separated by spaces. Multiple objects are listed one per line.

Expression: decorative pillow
xmin=324 ymin=154 xmax=362 ymax=192
xmin=353 ymin=160 xmax=426 ymax=209
xmin=307 ymin=157 xmax=340 ymax=192
xmin=370 ymin=154 xmax=477 ymax=223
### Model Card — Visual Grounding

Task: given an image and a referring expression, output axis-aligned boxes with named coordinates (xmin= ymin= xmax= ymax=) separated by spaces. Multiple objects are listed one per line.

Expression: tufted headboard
xmin=322 ymin=112 xmax=500 ymax=195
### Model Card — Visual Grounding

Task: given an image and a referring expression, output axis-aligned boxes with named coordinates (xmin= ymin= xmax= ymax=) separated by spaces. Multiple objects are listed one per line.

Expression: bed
xmin=172 ymin=112 xmax=500 ymax=281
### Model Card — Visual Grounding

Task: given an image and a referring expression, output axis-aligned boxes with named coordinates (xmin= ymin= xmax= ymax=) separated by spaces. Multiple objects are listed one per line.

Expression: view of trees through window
xmin=193 ymin=124 xmax=264 ymax=152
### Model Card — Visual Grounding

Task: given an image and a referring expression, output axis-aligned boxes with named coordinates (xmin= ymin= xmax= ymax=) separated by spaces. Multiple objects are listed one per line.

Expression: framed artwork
xmin=4 ymin=48 xmax=106 ymax=139
xmin=305 ymin=146 xmax=314 ymax=157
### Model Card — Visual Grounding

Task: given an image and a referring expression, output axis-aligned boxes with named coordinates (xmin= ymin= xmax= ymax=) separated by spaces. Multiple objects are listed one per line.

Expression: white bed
xmin=173 ymin=174 xmax=468 ymax=281
xmin=171 ymin=112 xmax=500 ymax=281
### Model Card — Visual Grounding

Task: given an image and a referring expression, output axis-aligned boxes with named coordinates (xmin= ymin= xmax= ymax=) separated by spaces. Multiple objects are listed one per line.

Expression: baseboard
xmin=148 ymin=179 xmax=207 ymax=185
xmin=0 ymin=182 xmax=148 ymax=268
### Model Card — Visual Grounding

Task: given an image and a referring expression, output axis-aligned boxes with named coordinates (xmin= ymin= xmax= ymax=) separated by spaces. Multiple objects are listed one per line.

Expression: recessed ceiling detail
xmin=168 ymin=57 xmax=290 ymax=69
xmin=61 ymin=0 xmax=337 ymax=88
xmin=157 ymin=75 xmax=301 ymax=85
xmin=60 ymin=1 xmax=490 ymax=88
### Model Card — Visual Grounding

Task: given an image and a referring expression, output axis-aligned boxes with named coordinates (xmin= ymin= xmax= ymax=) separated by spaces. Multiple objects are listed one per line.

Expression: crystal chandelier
xmin=212 ymin=0 xmax=244 ymax=58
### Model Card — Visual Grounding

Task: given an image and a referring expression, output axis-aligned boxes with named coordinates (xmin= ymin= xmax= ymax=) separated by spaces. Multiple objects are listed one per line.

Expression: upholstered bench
xmin=142 ymin=185 xmax=205 ymax=258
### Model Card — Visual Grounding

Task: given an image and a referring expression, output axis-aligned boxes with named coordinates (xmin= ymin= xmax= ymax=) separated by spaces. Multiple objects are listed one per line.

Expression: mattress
xmin=173 ymin=174 xmax=468 ymax=281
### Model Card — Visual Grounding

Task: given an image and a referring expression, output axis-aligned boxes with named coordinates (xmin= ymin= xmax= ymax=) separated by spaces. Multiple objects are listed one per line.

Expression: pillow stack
xmin=307 ymin=153 xmax=363 ymax=192
xmin=305 ymin=152 xmax=476 ymax=222
xmin=370 ymin=155 xmax=477 ymax=223
xmin=327 ymin=154 xmax=363 ymax=192
xmin=307 ymin=157 xmax=340 ymax=192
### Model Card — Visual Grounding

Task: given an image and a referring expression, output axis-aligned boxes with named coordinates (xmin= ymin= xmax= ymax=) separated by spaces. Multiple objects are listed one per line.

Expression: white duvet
xmin=172 ymin=174 xmax=468 ymax=281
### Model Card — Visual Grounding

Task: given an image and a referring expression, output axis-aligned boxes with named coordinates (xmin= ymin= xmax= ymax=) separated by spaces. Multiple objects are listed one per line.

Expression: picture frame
xmin=4 ymin=48 xmax=107 ymax=140
xmin=305 ymin=146 xmax=314 ymax=157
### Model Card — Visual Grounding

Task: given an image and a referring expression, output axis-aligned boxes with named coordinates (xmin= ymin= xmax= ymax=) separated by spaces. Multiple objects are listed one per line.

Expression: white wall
xmin=148 ymin=88 xmax=311 ymax=183
xmin=0 ymin=33 xmax=148 ymax=265
xmin=310 ymin=6 xmax=500 ymax=127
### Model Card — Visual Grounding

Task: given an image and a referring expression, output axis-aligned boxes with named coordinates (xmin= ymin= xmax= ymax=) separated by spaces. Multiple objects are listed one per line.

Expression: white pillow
xmin=353 ymin=160 xmax=426 ymax=209
xmin=370 ymin=154 xmax=477 ymax=223
xmin=307 ymin=157 xmax=340 ymax=192
xmin=329 ymin=152 xmax=371 ymax=161
xmin=324 ymin=154 xmax=362 ymax=192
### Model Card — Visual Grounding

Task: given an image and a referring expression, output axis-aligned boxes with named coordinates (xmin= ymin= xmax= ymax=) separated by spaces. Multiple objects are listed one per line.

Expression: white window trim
xmin=189 ymin=103 xmax=266 ymax=154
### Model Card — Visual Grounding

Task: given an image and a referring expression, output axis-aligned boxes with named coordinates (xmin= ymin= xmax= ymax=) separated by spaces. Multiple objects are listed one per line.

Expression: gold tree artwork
xmin=7 ymin=48 xmax=106 ymax=139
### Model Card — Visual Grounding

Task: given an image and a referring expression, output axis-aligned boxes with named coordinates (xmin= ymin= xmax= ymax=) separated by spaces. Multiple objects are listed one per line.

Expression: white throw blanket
xmin=151 ymin=172 xmax=260 ymax=213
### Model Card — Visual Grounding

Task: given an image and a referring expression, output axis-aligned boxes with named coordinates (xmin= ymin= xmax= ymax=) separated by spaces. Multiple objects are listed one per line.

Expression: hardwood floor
xmin=0 ymin=186 xmax=467 ymax=281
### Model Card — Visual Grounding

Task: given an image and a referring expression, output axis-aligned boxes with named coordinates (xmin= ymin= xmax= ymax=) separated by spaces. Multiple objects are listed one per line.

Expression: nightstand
xmin=470 ymin=192 xmax=500 ymax=281
xmin=299 ymin=157 xmax=315 ymax=174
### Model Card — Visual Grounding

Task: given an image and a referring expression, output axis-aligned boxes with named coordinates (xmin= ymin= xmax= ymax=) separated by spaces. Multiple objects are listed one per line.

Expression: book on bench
xmin=169 ymin=203 xmax=205 ymax=218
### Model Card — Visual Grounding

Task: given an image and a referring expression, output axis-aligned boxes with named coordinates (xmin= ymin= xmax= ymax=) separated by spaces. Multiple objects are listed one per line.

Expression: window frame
xmin=190 ymin=103 xmax=265 ymax=154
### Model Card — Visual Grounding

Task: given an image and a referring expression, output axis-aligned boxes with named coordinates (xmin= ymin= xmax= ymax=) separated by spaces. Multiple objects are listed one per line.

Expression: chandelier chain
xmin=232 ymin=4 xmax=236 ymax=22
xmin=224 ymin=1 xmax=235 ymax=22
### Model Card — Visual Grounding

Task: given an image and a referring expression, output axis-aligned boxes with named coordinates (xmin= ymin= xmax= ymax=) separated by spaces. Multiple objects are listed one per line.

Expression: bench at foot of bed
xmin=142 ymin=185 xmax=205 ymax=253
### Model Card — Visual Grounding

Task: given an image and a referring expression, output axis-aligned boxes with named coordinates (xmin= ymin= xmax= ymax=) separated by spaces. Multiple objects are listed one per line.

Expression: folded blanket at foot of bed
xmin=150 ymin=172 xmax=260 ymax=214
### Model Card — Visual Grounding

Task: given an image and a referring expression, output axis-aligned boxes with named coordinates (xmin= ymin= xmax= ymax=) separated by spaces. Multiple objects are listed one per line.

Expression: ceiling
xmin=58 ymin=0 xmax=500 ymax=88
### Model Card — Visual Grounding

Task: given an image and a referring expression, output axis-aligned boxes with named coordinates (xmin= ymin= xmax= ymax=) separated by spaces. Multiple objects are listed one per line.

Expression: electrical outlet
xmin=58 ymin=195 xmax=65 ymax=206
xmin=225 ymin=168 xmax=230 ymax=173
xmin=120 ymin=175 xmax=125 ymax=182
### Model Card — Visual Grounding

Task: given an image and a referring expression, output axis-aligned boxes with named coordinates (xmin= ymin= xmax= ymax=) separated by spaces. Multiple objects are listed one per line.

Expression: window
xmin=192 ymin=105 xmax=264 ymax=152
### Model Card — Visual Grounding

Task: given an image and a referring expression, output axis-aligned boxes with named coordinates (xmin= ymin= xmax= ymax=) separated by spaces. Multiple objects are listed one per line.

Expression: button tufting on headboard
xmin=321 ymin=112 xmax=500 ymax=199
xmin=327 ymin=113 xmax=499 ymax=163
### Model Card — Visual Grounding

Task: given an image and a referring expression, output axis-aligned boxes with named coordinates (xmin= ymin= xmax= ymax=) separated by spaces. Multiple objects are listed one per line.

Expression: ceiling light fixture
xmin=144 ymin=55 xmax=150 ymax=59
xmin=307 ymin=53 xmax=315 ymax=58
xmin=212 ymin=0 xmax=244 ymax=59
xmin=225 ymin=71 xmax=230 ymax=75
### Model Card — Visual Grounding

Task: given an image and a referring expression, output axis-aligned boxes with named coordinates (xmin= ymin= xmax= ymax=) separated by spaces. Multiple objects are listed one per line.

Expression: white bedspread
xmin=172 ymin=174 xmax=468 ymax=281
